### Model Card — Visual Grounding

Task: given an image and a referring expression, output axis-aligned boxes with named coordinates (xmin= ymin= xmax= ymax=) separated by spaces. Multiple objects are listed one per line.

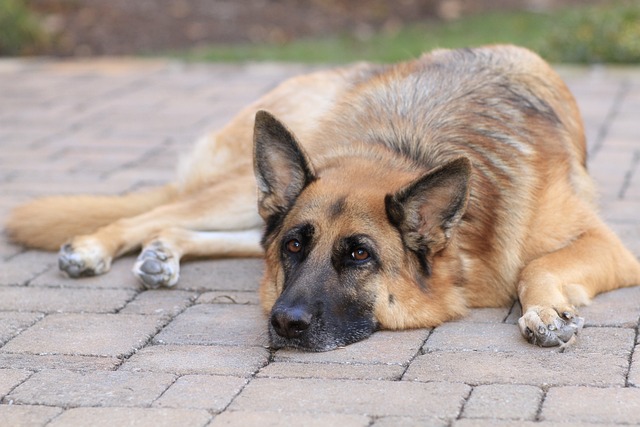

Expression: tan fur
xmin=6 ymin=45 xmax=640 ymax=349
xmin=5 ymin=185 xmax=178 ymax=250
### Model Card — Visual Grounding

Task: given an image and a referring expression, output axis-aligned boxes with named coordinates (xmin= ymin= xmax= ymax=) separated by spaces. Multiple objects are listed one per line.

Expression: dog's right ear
xmin=253 ymin=110 xmax=316 ymax=219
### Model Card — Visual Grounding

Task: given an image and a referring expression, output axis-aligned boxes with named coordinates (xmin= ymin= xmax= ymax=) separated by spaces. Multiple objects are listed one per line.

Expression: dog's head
xmin=253 ymin=111 xmax=470 ymax=351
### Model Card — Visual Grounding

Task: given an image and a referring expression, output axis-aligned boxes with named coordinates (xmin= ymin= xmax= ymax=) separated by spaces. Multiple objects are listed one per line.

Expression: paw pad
xmin=133 ymin=244 xmax=179 ymax=289
xmin=518 ymin=308 xmax=585 ymax=348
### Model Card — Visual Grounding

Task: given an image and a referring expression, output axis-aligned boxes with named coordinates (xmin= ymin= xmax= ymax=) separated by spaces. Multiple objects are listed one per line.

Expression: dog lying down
xmin=6 ymin=45 xmax=640 ymax=352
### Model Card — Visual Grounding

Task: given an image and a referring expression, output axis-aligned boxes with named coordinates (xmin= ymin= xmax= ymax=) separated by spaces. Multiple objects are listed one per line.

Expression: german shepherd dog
xmin=7 ymin=45 xmax=640 ymax=351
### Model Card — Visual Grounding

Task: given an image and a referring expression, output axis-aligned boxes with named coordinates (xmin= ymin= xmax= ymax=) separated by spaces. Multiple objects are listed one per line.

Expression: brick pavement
xmin=0 ymin=58 xmax=639 ymax=426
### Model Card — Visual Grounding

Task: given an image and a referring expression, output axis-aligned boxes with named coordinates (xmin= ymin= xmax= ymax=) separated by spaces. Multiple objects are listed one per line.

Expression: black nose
xmin=270 ymin=306 xmax=312 ymax=339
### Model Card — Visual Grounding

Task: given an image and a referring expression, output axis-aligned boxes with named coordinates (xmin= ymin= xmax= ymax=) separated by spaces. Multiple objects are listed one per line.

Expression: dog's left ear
xmin=253 ymin=110 xmax=316 ymax=219
xmin=385 ymin=157 xmax=471 ymax=254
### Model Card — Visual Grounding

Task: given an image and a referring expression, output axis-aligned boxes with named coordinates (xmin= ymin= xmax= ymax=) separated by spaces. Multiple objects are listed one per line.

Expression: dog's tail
xmin=4 ymin=184 xmax=179 ymax=251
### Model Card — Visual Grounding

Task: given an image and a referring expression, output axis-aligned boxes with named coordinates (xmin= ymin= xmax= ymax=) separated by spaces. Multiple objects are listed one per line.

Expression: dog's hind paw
xmin=59 ymin=240 xmax=111 ymax=278
xmin=133 ymin=243 xmax=180 ymax=289
xmin=518 ymin=306 xmax=584 ymax=348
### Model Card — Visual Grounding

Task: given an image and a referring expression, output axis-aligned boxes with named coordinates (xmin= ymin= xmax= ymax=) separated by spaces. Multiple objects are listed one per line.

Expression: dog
xmin=6 ymin=45 xmax=640 ymax=352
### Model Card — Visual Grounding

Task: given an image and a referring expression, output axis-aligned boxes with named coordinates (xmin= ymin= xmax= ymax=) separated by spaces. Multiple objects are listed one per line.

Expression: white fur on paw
xmin=58 ymin=240 xmax=111 ymax=278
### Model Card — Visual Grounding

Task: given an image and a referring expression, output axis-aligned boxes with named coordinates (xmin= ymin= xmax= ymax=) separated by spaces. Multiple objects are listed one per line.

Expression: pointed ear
xmin=385 ymin=157 xmax=471 ymax=255
xmin=253 ymin=110 xmax=316 ymax=219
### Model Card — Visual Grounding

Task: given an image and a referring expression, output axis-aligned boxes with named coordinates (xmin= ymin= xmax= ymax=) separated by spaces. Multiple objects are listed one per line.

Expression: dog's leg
xmin=517 ymin=221 xmax=640 ymax=347
xmin=58 ymin=176 xmax=260 ymax=278
xmin=133 ymin=228 xmax=262 ymax=288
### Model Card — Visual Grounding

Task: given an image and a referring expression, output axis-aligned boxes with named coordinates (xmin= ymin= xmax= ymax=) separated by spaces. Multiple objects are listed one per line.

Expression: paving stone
xmin=2 ymin=179 xmax=138 ymax=196
xmin=404 ymin=351 xmax=628 ymax=387
xmin=425 ymin=322 xmax=532 ymax=353
xmin=425 ymin=322 xmax=635 ymax=356
xmin=274 ymin=329 xmax=429 ymax=366
xmin=7 ymin=168 xmax=132 ymax=190
xmin=229 ymin=378 xmax=470 ymax=418
xmin=626 ymin=171 xmax=640 ymax=201
xmin=0 ymin=240 xmax=22 ymax=260
xmin=541 ymin=386 xmax=640 ymax=424
xmin=602 ymin=200 xmax=640 ymax=223
xmin=106 ymin=168 xmax=174 ymax=189
xmin=0 ymin=404 xmax=63 ymax=427
xmin=453 ymin=420 xmax=620 ymax=427
xmin=0 ymin=369 xmax=32 ymax=399
xmin=196 ymin=290 xmax=260 ymax=305
xmin=0 ymin=287 xmax=136 ymax=313
xmin=570 ymin=327 xmax=635 ymax=356
xmin=55 ymin=143 xmax=150 ymax=163
xmin=1 ymin=313 xmax=162 ymax=357
xmin=0 ymin=251 xmax=54 ymax=286
xmin=119 ymin=289 xmax=196 ymax=316
xmin=175 ymin=258 xmax=263 ymax=292
xmin=1 ymin=166 xmax=75 ymax=188
xmin=93 ymin=116 xmax=201 ymax=136
xmin=589 ymin=151 xmax=634 ymax=187
xmin=503 ymin=302 xmax=522 ymax=325
xmin=579 ymin=286 xmax=640 ymax=327
xmin=607 ymin=116 xmax=640 ymax=140
xmin=210 ymin=411 xmax=371 ymax=427
xmin=120 ymin=344 xmax=269 ymax=377
xmin=0 ymin=312 xmax=43 ymax=345
xmin=152 ymin=304 xmax=268 ymax=347
xmin=608 ymin=222 xmax=640 ymax=257
xmin=30 ymin=256 xmax=143 ymax=289
xmin=0 ymin=353 xmax=120 ymax=372
xmin=624 ymin=344 xmax=640 ymax=387
xmin=153 ymin=375 xmax=247 ymax=411
xmin=373 ymin=416 xmax=449 ymax=427
xmin=461 ymin=384 xmax=543 ymax=421
xmin=257 ymin=361 xmax=405 ymax=381
xmin=6 ymin=369 xmax=175 ymax=407
xmin=48 ymin=407 xmax=211 ymax=427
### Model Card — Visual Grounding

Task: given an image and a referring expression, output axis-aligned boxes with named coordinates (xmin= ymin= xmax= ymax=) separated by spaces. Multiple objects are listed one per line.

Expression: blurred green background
xmin=1 ymin=0 xmax=639 ymax=63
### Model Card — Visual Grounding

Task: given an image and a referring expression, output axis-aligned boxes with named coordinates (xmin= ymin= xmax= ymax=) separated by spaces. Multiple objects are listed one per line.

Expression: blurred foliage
xmin=0 ymin=0 xmax=47 ymax=55
xmin=2 ymin=0 xmax=639 ymax=63
xmin=179 ymin=12 xmax=550 ymax=63
xmin=185 ymin=1 xmax=640 ymax=64
xmin=184 ymin=11 xmax=552 ymax=64
xmin=542 ymin=0 xmax=640 ymax=63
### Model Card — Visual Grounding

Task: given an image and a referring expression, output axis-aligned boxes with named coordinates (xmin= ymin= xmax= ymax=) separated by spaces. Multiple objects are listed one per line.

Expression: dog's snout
xmin=271 ymin=306 xmax=312 ymax=339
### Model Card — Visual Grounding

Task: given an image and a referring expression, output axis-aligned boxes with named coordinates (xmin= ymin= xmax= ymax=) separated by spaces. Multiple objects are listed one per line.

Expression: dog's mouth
xmin=267 ymin=306 xmax=377 ymax=352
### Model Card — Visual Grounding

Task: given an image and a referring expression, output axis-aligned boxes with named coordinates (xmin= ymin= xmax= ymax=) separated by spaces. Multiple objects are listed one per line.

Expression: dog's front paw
xmin=133 ymin=242 xmax=179 ymax=289
xmin=58 ymin=239 xmax=112 ymax=278
xmin=518 ymin=306 xmax=584 ymax=348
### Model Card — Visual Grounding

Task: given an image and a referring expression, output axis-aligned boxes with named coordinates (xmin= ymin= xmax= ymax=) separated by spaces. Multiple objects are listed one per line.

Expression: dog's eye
xmin=286 ymin=239 xmax=302 ymax=254
xmin=350 ymin=247 xmax=370 ymax=262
